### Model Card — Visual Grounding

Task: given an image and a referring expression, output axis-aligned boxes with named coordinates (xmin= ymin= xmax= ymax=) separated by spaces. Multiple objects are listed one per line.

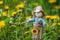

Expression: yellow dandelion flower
xmin=0 ymin=21 xmax=5 ymax=28
xmin=5 ymin=5 xmax=9 ymax=9
xmin=31 ymin=28 xmax=38 ymax=35
xmin=12 ymin=12 xmax=16 ymax=16
xmin=53 ymin=16 xmax=57 ymax=20
xmin=45 ymin=16 xmax=50 ymax=19
xmin=2 ymin=12 xmax=7 ymax=16
xmin=16 ymin=3 xmax=25 ymax=8
xmin=0 ymin=1 xmax=3 ymax=4
xmin=49 ymin=0 xmax=56 ymax=3
xmin=26 ymin=16 xmax=31 ymax=20
xmin=17 ymin=9 xmax=22 ymax=13
xmin=50 ymin=16 xmax=57 ymax=20
xmin=50 ymin=16 xmax=54 ymax=20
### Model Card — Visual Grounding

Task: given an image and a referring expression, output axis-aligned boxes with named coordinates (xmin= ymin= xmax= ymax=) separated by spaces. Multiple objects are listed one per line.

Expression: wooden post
xmin=32 ymin=23 xmax=43 ymax=40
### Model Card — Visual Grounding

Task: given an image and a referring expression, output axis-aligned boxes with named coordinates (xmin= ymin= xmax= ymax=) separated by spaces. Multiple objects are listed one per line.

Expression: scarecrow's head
xmin=32 ymin=6 xmax=45 ymax=18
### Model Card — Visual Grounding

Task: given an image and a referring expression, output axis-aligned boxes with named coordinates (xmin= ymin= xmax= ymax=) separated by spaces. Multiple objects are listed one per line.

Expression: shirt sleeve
xmin=26 ymin=18 xmax=35 ymax=23
xmin=39 ymin=18 xmax=46 ymax=26
xmin=42 ymin=19 xmax=46 ymax=26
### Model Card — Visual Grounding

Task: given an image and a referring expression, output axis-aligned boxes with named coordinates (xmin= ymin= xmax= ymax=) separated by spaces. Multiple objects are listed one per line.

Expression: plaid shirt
xmin=26 ymin=17 xmax=46 ymax=26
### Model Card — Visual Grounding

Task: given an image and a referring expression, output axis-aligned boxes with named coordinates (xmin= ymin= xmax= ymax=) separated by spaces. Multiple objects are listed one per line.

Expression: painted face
xmin=35 ymin=12 xmax=43 ymax=17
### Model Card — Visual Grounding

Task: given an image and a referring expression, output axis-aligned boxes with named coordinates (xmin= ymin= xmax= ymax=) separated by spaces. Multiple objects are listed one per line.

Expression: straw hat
xmin=33 ymin=6 xmax=45 ymax=16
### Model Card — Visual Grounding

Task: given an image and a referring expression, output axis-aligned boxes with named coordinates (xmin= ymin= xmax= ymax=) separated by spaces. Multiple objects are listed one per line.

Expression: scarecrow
xmin=26 ymin=6 xmax=46 ymax=40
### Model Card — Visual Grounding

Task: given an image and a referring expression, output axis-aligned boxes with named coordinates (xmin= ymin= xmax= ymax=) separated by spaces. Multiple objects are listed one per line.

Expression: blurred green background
xmin=0 ymin=0 xmax=60 ymax=40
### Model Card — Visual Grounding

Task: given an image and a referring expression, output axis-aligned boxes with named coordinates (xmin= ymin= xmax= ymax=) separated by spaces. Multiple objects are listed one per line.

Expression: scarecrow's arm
xmin=38 ymin=18 xmax=46 ymax=29
xmin=42 ymin=19 xmax=46 ymax=29
xmin=25 ymin=18 xmax=34 ymax=27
